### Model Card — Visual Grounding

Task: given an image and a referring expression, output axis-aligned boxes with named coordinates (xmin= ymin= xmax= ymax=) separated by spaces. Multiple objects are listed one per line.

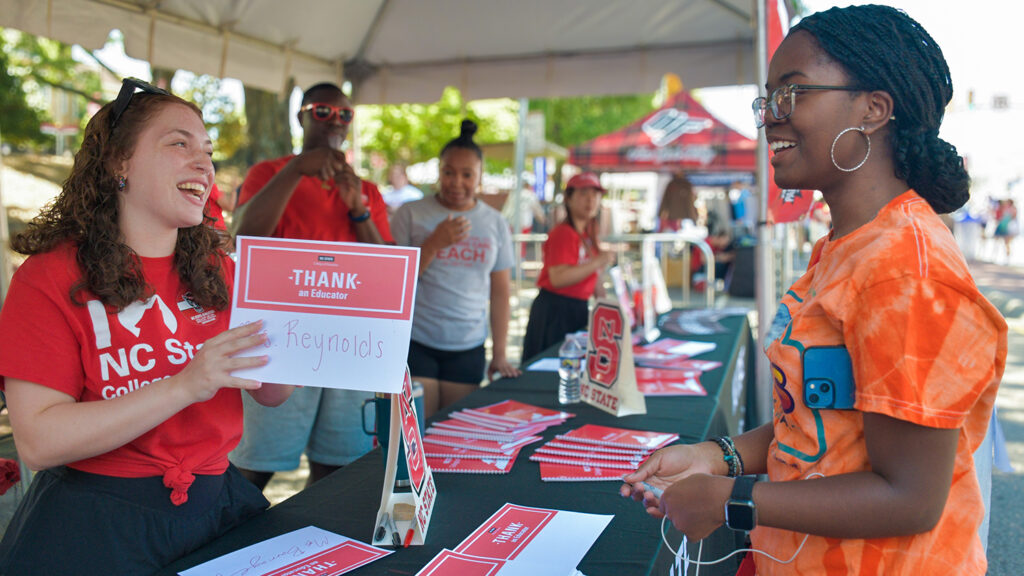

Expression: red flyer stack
xmin=424 ymin=400 xmax=573 ymax=474
xmin=531 ymin=424 xmax=678 ymax=482
xmin=631 ymin=338 xmax=722 ymax=396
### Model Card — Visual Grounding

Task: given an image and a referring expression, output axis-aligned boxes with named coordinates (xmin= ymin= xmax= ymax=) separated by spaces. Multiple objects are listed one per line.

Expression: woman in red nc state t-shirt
xmin=521 ymin=173 xmax=615 ymax=361
xmin=0 ymin=80 xmax=293 ymax=575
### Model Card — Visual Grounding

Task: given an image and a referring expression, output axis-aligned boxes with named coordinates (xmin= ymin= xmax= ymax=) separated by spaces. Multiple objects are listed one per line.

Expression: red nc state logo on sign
xmin=587 ymin=303 xmax=623 ymax=389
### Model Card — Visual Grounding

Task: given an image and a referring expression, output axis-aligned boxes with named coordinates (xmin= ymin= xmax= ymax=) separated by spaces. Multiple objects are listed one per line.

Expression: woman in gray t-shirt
xmin=392 ymin=120 xmax=519 ymax=417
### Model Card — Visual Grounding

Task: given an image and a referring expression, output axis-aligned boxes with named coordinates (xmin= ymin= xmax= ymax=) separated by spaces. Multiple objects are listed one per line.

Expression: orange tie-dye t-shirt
xmin=755 ymin=191 xmax=1006 ymax=575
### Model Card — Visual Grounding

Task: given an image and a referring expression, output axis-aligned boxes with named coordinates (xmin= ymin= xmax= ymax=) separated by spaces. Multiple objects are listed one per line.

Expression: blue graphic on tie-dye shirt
xmin=770 ymin=291 xmax=827 ymax=463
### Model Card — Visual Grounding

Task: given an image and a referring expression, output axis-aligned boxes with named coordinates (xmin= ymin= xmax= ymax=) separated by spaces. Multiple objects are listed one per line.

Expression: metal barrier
xmin=510 ymin=231 xmax=715 ymax=318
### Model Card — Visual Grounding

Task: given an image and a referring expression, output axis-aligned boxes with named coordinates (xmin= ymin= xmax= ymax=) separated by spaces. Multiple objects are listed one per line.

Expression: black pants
xmin=521 ymin=289 xmax=589 ymax=362
xmin=0 ymin=465 xmax=267 ymax=575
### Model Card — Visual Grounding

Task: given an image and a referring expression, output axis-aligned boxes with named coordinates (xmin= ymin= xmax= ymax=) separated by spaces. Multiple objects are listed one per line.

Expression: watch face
xmin=726 ymin=500 xmax=756 ymax=531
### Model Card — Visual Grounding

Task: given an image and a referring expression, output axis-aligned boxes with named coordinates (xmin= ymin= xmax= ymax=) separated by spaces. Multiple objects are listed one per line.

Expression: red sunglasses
xmin=300 ymin=102 xmax=354 ymax=124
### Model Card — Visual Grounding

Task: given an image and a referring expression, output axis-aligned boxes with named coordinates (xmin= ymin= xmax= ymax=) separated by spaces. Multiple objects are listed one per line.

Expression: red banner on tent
xmin=569 ymin=91 xmax=756 ymax=173
xmin=764 ymin=0 xmax=814 ymax=223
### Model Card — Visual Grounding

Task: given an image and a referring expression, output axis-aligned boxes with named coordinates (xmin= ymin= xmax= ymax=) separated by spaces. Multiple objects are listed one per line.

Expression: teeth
xmin=178 ymin=182 xmax=207 ymax=196
xmin=770 ymin=141 xmax=795 ymax=152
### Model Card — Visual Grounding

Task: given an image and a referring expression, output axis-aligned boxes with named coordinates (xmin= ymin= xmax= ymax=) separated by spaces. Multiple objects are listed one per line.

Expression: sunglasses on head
xmin=300 ymin=102 xmax=354 ymax=124
xmin=109 ymin=77 xmax=170 ymax=129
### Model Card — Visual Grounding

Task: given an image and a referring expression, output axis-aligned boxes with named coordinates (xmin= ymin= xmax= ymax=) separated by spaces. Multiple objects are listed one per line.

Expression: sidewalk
xmin=969 ymin=258 xmax=1024 ymax=576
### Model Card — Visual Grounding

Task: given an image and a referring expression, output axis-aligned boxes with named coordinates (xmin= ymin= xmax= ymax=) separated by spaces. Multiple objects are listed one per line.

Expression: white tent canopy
xmin=0 ymin=0 xmax=756 ymax=102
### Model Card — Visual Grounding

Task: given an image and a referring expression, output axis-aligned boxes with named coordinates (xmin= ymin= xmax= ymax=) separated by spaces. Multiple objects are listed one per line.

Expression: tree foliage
xmin=240 ymin=83 xmax=293 ymax=170
xmin=529 ymin=93 xmax=657 ymax=149
xmin=356 ymin=87 xmax=518 ymax=181
xmin=174 ymin=72 xmax=246 ymax=163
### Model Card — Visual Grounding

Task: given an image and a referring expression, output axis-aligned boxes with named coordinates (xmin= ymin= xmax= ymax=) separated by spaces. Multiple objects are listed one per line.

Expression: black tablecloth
xmin=158 ymin=312 xmax=756 ymax=576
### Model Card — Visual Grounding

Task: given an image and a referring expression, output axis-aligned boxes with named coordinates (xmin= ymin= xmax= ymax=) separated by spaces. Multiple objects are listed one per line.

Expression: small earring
xmin=831 ymin=126 xmax=871 ymax=172
xmin=117 ymin=176 xmax=127 ymax=191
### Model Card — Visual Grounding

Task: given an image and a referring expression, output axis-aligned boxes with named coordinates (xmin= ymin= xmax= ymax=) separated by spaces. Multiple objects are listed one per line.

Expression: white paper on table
xmin=666 ymin=341 xmax=716 ymax=357
xmin=179 ymin=526 xmax=391 ymax=576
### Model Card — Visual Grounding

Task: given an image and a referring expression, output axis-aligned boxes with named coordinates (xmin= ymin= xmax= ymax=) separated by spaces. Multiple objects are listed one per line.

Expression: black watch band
xmin=724 ymin=475 xmax=758 ymax=531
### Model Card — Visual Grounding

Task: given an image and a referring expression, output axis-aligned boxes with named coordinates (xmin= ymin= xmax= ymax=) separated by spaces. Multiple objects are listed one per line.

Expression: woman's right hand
xmin=426 ymin=215 xmax=471 ymax=250
xmin=620 ymin=443 xmax=719 ymax=517
xmin=176 ymin=320 xmax=269 ymax=403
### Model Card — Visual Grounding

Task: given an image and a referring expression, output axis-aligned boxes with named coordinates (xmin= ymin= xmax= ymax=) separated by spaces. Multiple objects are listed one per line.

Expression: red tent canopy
xmin=569 ymin=91 xmax=756 ymax=174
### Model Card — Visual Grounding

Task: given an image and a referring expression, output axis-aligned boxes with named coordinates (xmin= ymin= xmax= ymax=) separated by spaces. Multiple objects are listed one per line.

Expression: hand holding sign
xmin=176 ymin=320 xmax=268 ymax=402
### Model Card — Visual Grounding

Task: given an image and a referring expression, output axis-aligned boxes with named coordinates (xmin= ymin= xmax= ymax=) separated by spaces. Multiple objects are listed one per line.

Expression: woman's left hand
xmin=488 ymin=357 xmax=521 ymax=380
xmin=658 ymin=473 xmax=733 ymax=540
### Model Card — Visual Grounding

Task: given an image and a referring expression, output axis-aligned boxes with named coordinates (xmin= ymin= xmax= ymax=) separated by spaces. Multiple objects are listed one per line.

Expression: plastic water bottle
xmin=557 ymin=335 xmax=585 ymax=404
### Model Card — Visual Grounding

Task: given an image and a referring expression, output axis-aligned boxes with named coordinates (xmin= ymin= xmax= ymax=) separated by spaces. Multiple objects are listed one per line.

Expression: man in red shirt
xmin=230 ymin=82 xmax=393 ymax=490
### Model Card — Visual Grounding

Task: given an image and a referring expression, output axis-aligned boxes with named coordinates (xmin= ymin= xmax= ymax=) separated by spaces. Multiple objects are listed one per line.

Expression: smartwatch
xmin=724 ymin=475 xmax=758 ymax=531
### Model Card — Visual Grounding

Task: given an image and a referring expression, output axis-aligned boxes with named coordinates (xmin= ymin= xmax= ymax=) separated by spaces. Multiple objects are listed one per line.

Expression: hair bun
xmin=459 ymin=119 xmax=478 ymax=141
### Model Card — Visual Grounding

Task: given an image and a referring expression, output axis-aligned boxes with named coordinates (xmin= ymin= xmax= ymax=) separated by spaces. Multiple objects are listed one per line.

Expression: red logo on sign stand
xmin=587 ymin=303 xmax=623 ymax=389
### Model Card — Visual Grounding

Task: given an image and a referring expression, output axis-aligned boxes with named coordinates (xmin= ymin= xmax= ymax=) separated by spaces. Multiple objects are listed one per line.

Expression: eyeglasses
xmin=109 ymin=77 xmax=170 ymax=129
xmin=752 ymin=84 xmax=866 ymax=128
xmin=300 ymin=102 xmax=354 ymax=124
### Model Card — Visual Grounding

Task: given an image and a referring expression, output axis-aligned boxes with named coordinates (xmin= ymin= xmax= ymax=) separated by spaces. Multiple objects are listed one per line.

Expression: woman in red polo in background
xmin=521 ymin=173 xmax=614 ymax=362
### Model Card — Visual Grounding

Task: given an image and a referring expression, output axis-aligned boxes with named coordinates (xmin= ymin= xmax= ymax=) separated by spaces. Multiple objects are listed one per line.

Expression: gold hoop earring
xmin=830 ymin=126 xmax=871 ymax=172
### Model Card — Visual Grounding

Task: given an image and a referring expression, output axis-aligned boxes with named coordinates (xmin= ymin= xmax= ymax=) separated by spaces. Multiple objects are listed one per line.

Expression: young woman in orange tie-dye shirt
xmin=623 ymin=5 xmax=1006 ymax=575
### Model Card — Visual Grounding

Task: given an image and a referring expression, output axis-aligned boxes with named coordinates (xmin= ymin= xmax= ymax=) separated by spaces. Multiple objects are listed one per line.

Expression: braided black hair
xmin=441 ymin=119 xmax=483 ymax=160
xmin=792 ymin=4 xmax=969 ymax=214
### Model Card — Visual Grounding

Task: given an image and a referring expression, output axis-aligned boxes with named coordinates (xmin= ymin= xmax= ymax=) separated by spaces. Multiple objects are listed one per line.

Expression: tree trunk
xmin=241 ymin=81 xmax=294 ymax=169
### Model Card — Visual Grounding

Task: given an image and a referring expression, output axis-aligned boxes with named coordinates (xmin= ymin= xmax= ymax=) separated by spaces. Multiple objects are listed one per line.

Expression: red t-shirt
xmin=239 ymin=155 xmax=394 ymax=242
xmin=205 ymin=183 xmax=228 ymax=230
xmin=0 ymin=243 xmax=240 ymax=504
xmin=536 ymin=222 xmax=598 ymax=301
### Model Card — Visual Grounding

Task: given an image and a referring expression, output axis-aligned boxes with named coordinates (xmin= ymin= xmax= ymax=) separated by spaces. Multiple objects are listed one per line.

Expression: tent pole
xmin=512 ymin=98 xmax=528 ymax=305
xmin=754 ymin=0 xmax=776 ymax=428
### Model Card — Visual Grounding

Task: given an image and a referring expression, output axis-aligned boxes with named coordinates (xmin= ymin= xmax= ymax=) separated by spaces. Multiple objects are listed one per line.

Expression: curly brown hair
xmin=10 ymin=91 xmax=232 ymax=312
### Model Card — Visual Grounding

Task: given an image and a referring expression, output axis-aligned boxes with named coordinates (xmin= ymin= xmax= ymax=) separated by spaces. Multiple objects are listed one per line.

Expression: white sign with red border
xmin=229 ymin=236 xmax=419 ymax=393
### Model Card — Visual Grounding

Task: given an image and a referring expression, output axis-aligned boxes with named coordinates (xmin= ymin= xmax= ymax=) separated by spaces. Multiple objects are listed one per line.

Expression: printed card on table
xmin=427 ymin=449 xmax=519 ymax=474
xmin=230 ymin=236 xmax=419 ymax=393
xmin=581 ymin=300 xmax=646 ymax=417
xmin=179 ymin=526 xmax=390 ymax=576
xmin=415 ymin=503 xmax=612 ymax=576
xmin=635 ymin=367 xmax=708 ymax=397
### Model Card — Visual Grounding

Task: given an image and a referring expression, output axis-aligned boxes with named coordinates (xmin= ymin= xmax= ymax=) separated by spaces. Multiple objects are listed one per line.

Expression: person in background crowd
xmin=392 ymin=120 xmax=520 ymax=418
xmin=993 ymin=198 xmax=1019 ymax=263
xmin=382 ymin=163 xmax=424 ymax=214
xmin=624 ymin=6 xmax=1006 ymax=574
xmin=229 ymin=82 xmax=393 ymax=491
xmin=0 ymin=78 xmax=292 ymax=574
xmin=658 ymin=169 xmax=698 ymax=231
xmin=520 ymin=172 xmax=613 ymax=361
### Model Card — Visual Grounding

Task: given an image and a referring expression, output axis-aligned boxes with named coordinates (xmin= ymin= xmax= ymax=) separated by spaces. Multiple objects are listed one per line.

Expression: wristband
xmin=349 ymin=208 xmax=371 ymax=223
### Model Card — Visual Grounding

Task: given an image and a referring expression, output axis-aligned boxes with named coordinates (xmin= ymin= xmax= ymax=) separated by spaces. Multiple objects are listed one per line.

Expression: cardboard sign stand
xmin=580 ymin=300 xmax=647 ymax=417
xmin=373 ymin=368 xmax=436 ymax=548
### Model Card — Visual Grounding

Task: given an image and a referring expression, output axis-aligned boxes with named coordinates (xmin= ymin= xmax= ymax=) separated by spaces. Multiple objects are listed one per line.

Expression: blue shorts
xmin=407 ymin=340 xmax=486 ymax=385
xmin=0 ymin=465 xmax=266 ymax=575
xmin=229 ymin=386 xmax=374 ymax=471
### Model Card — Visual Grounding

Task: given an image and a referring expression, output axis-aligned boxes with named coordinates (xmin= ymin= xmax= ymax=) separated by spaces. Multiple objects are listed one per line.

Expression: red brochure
xmin=528 ymin=453 xmax=639 ymax=470
xmin=461 ymin=400 xmax=574 ymax=426
xmin=534 ymin=445 xmax=647 ymax=462
xmin=427 ymin=450 xmax=519 ymax=474
xmin=538 ymin=461 xmax=630 ymax=482
xmin=416 ymin=550 xmax=507 ymax=576
xmin=454 ymin=504 xmax=556 ymax=561
xmin=543 ymin=440 xmax=651 ymax=457
xmin=422 ymin=434 xmax=542 ymax=454
xmin=424 ymin=444 xmax=518 ymax=460
xmin=555 ymin=424 xmax=678 ymax=450
xmin=634 ymin=367 xmax=708 ymax=397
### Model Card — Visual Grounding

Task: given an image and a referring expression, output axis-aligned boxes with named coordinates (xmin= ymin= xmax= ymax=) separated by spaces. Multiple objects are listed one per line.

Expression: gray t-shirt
xmin=392 ymin=196 xmax=514 ymax=350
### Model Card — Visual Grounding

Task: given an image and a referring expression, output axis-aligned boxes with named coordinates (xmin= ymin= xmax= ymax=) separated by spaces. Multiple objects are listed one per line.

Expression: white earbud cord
xmin=662 ymin=472 xmax=825 ymax=575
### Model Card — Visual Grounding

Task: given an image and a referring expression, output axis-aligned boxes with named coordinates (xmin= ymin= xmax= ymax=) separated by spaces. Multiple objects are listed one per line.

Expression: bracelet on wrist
xmin=348 ymin=208 xmax=371 ymax=223
xmin=711 ymin=436 xmax=744 ymax=477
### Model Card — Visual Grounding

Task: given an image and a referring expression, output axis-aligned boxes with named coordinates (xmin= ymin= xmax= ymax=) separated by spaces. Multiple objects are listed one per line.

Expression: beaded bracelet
xmin=711 ymin=436 xmax=744 ymax=477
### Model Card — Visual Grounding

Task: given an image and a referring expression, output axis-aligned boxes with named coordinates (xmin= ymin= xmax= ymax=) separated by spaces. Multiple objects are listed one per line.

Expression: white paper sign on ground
xmin=229 ymin=236 xmax=419 ymax=393
xmin=581 ymin=300 xmax=646 ymax=417
xmin=373 ymin=368 xmax=436 ymax=548
xmin=415 ymin=503 xmax=612 ymax=576
xmin=179 ymin=526 xmax=391 ymax=576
